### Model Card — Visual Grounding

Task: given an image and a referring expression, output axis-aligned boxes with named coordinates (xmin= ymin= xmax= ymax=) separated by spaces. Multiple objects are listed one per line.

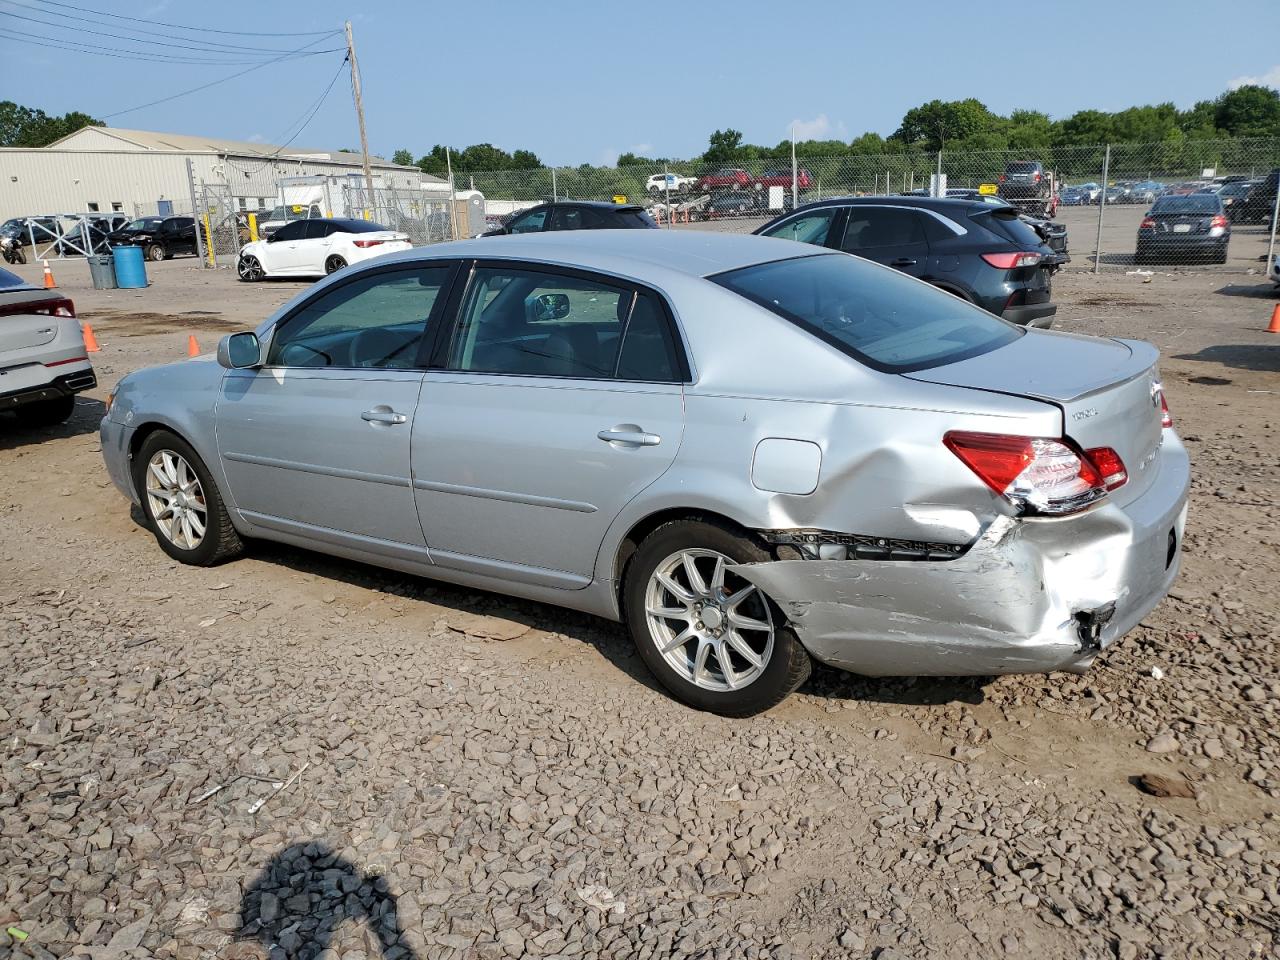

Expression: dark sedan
xmin=107 ymin=216 xmax=199 ymax=261
xmin=755 ymin=196 xmax=1058 ymax=327
xmin=1135 ymin=194 xmax=1230 ymax=265
xmin=485 ymin=201 xmax=656 ymax=236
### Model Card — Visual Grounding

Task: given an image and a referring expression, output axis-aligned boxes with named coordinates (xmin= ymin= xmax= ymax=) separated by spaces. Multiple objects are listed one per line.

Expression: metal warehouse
xmin=0 ymin=126 xmax=443 ymax=222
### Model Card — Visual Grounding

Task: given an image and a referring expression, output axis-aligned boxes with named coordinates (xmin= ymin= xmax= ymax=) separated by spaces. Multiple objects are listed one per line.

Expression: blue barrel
xmin=111 ymin=245 xmax=147 ymax=288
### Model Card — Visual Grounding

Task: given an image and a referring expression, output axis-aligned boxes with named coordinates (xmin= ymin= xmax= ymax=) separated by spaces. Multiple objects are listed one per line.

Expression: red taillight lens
xmin=1158 ymin=389 xmax=1172 ymax=428
xmin=1210 ymin=214 xmax=1228 ymax=229
xmin=998 ymin=174 xmax=1007 ymax=183
xmin=352 ymin=239 xmax=385 ymax=248
xmin=0 ymin=296 xmax=75 ymax=319
xmin=944 ymin=431 xmax=1107 ymax=515
xmin=981 ymin=251 xmax=1042 ymax=269
xmin=1085 ymin=447 xmax=1128 ymax=491
xmin=1033 ymin=172 xmax=1042 ymax=182
xmin=1140 ymin=216 xmax=1156 ymax=229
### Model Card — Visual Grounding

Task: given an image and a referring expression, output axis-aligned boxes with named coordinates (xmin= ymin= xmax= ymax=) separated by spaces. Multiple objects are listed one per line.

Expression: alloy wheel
xmin=144 ymin=450 xmax=207 ymax=550
xmin=644 ymin=548 xmax=774 ymax=692
xmin=237 ymin=256 xmax=262 ymax=281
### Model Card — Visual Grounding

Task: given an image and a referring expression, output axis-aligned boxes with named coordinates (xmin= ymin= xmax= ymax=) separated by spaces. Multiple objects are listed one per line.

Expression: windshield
xmin=712 ymin=253 xmax=1021 ymax=373
xmin=125 ymin=218 xmax=162 ymax=230
xmin=1152 ymin=195 xmax=1221 ymax=215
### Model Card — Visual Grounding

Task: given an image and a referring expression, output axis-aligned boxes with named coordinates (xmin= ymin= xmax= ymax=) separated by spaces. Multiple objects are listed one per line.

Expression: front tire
xmin=134 ymin=429 xmax=243 ymax=566
xmin=325 ymin=255 xmax=347 ymax=275
xmin=236 ymin=255 xmax=263 ymax=282
xmin=146 ymin=243 xmax=166 ymax=262
xmin=623 ymin=519 xmax=811 ymax=716
xmin=14 ymin=394 xmax=75 ymax=427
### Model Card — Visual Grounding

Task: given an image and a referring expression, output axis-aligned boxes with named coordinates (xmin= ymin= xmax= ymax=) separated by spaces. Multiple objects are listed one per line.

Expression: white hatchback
xmin=236 ymin=218 xmax=411 ymax=281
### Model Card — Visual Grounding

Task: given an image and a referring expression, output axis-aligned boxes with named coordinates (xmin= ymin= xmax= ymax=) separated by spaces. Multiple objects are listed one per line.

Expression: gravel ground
xmin=1 ymin=255 xmax=1278 ymax=960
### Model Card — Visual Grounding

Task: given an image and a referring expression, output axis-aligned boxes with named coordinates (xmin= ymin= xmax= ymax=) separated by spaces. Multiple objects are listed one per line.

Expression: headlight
xmin=104 ymin=389 xmax=115 ymax=415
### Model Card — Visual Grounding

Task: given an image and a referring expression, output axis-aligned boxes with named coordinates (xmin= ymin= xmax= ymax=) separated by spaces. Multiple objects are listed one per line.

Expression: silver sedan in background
xmin=100 ymin=232 xmax=1189 ymax=715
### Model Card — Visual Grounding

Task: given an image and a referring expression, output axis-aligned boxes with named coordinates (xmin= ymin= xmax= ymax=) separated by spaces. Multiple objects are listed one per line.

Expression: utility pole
xmin=345 ymin=21 xmax=376 ymax=217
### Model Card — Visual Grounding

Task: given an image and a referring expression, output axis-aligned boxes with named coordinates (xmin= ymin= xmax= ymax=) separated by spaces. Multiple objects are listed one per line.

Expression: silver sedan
xmin=100 ymin=231 xmax=1189 ymax=715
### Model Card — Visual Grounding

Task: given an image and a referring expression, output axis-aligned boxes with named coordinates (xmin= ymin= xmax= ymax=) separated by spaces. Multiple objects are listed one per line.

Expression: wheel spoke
xmin=728 ymin=609 xmax=771 ymax=632
xmin=148 ymin=461 xmax=171 ymax=491
xmin=681 ymin=553 xmax=708 ymax=596
xmin=691 ymin=640 xmax=711 ymax=685
xmin=709 ymin=555 xmax=726 ymax=594
xmin=186 ymin=511 xmax=206 ymax=539
xmin=656 ymin=572 xmax=694 ymax=604
xmin=713 ymin=642 xmax=739 ymax=689
xmin=646 ymin=603 xmax=690 ymax=621
xmin=725 ymin=631 xmax=764 ymax=669
xmin=660 ymin=625 xmax=696 ymax=655
xmin=723 ymin=584 xmax=756 ymax=610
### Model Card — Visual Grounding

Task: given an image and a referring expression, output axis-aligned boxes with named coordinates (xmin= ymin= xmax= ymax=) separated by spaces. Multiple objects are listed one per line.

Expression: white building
xmin=0 ymin=126 xmax=443 ymax=221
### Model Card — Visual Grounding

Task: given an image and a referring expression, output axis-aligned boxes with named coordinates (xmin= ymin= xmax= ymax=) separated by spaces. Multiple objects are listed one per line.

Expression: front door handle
xmin=890 ymin=258 xmax=918 ymax=267
xmin=361 ymin=409 xmax=407 ymax=425
xmin=598 ymin=426 xmax=661 ymax=447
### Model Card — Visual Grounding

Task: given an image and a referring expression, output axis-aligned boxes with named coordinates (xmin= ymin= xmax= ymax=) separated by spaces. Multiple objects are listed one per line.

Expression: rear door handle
xmin=890 ymin=258 xmax=917 ymax=267
xmin=598 ymin=427 xmax=661 ymax=447
xmin=362 ymin=409 xmax=407 ymax=425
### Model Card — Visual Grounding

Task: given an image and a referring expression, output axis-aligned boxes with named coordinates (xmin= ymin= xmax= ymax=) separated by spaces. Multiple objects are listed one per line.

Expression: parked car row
xmin=645 ymin=167 xmax=814 ymax=196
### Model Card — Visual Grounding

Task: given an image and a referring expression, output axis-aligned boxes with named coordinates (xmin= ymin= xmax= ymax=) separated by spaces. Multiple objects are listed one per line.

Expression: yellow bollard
xmin=247 ymin=213 xmax=258 ymax=242
xmin=201 ymin=213 xmax=215 ymax=267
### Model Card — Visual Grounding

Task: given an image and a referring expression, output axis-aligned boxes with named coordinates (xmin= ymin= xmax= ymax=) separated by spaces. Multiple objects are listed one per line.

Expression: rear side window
xmin=712 ymin=253 xmax=1021 ymax=373
xmin=616 ymin=292 xmax=681 ymax=381
xmin=329 ymin=219 xmax=387 ymax=233
xmin=616 ymin=210 xmax=657 ymax=229
xmin=760 ymin=209 xmax=838 ymax=246
xmin=841 ymin=208 xmax=926 ymax=251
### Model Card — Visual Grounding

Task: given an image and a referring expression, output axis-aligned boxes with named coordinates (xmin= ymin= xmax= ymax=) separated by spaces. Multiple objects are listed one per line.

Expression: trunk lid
xmin=906 ymin=330 xmax=1166 ymax=504
xmin=0 ymin=289 xmax=65 ymax=353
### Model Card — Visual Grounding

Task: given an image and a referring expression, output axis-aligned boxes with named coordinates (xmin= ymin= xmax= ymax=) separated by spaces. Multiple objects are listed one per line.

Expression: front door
xmin=412 ymin=262 xmax=687 ymax=587
xmin=216 ymin=263 xmax=455 ymax=551
xmin=839 ymin=206 xmax=932 ymax=279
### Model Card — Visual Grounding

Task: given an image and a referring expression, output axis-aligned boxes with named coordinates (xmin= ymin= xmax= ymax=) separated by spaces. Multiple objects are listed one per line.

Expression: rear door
xmin=412 ymin=261 xmax=687 ymax=587
xmin=839 ymin=206 xmax=931 ymax=278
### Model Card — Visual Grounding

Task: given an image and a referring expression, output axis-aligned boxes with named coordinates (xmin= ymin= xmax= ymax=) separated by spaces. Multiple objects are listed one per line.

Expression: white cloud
xmin=788 ymin=114 xmax=848 ymax=142
xmin=1229 ymin=64 xmax=1280 ymax=89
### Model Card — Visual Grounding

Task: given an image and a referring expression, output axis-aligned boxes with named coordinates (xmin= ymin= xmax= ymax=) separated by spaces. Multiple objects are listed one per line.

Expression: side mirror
xmin=217 ymin=331 xmax=261 ymax=369
xmin=527 ymin=292 xmax=570 ymax=322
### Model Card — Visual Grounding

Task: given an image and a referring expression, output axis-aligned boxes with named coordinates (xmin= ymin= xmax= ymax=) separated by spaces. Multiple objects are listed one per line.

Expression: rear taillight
xmin=1085 ymin=447 xmax=1128 ymax=491
xmin=1033 ymin=172 xmax=1042 ymax=183
xmin=944 ymin=431 xmax=1108 ymax=516
xmin=998 ymin=174 xmax=1007 ymax=183
xmin=1140 ymin=216 xmax=1156 ymax=229
xmin=981 ymin=251 xmax=1042 ymax=269
xmin=0 ymin=296 xmax=76 ymax=319
xmin=1157 ymin=387 xmax=1172 ymax=428
xmin=1210 ymin=214 xmax=1228 ymax=229
xmin=352 ymin=239 xmax=385 ymax=248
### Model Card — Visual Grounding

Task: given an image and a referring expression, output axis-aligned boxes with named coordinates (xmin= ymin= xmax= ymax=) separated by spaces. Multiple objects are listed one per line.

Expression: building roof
xmin=45 ymin=125 xmax=407 ymax=169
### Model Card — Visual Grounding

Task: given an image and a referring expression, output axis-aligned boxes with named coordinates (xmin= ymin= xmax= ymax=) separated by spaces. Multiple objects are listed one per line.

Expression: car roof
xmin=786 ymin=195 xmax=994 ymax=215
xmin=371 ymin=229 xmax=826 ymax=279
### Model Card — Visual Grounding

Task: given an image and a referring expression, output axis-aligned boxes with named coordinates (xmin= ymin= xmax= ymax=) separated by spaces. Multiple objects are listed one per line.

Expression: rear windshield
xmin=0 ymin=266 xmax=24 ymax=288
xmin=1152 ymin=195 xmax=1221 ymax=215
xmin=712 ymin=253 xmax=1021 ymax=373
xmin=329 ymin=219 xmax=390 ymax=233
xmin=975 ymin=209 xmax=1044 ymax=246
xmin=1006 ymin=162 xmax=1041 ymax=174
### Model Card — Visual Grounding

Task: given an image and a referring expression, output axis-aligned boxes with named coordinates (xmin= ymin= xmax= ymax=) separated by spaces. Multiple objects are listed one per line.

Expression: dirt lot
xmin=1 ymin=253 xmax=1278 ymax=960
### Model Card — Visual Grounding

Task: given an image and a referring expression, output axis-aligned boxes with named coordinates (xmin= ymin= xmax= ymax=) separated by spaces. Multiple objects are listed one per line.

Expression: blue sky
xmin=3 ymin=0 xmax=1278 ymax=165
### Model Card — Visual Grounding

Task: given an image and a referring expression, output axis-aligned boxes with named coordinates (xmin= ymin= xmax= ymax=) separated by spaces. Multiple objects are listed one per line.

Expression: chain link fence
xmin=457 ymin=137 xmax=1280 ymax=273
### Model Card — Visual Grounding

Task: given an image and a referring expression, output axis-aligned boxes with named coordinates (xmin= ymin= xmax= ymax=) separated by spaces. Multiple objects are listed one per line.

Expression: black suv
xmin=755 ymin=196 xmax=1058 ymax=327
xmin=998 ymin=160 xmax=1054 ymax=216
xmin=1233 ymin=170 xmax=1279 ymax=225
xmin=107 ymin=216 xmax=199 ymax=261
xmin=484 ymin=201 xmax=656 ymax=236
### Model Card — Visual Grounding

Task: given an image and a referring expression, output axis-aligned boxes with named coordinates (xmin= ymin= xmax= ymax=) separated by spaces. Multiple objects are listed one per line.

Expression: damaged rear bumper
xmin=733 ymin=436 xmax=1190 ymax=677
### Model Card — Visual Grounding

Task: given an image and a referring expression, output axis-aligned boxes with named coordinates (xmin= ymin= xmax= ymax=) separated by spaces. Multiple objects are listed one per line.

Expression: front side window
xmin=270 ymin=221 xmax=306 ymax=242
xmin=841 ymin=208 xmax=926 ymax=251
xmin=302 ymin=220 xmax=333 ymax=240
xmin=267 ymin=266 xmax=451 ymax=369
xmin=760 ymin=209 xmax=837 ymax=246
xmin=712 ymin=253 xmax=1020 ymax=373
xmin=447 ymin=267 xmax=682 ymax=381
xmin=508 ymin=209 xmax=548 ymax=234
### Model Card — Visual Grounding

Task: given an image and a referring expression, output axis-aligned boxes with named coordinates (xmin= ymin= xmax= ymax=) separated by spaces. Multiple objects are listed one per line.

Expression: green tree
xmin=510 ymin=149 xmax=542 ymax=169
xmin=0 ymin=101 xmax=103 ymax=146
xmin=893 ymin=98 xmax=997 ymax=151
xmin=392 ymin=148 xmax=414 ymax=166
xmin=616 ymin=151 xmax=653 ymax=166
xmin=1053 ymin=109 xmax=1115 ymax=146
xmin=1110 ymin=104 xmax=1181 ymax=142
xmin=848 ymin=132 xmax=894 ymax=155
xmin=1005 ymin=109 xmax=1053 ymax=150
xmin=1214 ymin=85 xmax=1280 ymax=138
xmin=703 ymin=128 xmax=745 ymax=164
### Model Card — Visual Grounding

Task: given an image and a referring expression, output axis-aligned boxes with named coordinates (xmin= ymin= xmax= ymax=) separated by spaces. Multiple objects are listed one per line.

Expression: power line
xmin=0 ymin=5 xmax=335 ymax=55
xmin=100 ymin=35 xmax=341 ymax=119
xmin=235 ymin=55 xmax=351 ymax=173
xmin=0 ymin=25 xmax=319 ymax=64
xmin=35 ymin=0 xmax=339 ymax=37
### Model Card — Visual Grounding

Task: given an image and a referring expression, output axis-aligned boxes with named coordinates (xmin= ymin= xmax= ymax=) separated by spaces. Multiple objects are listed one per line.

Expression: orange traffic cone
xmin=1268 ymin=304 xmax=1280 ymax=334
xmin=187 ymin=334 xmax=200 ymax=357
xmin=82 ymin=323 xmax=100 ymax=353
xmin=42 ymin=260 xmax=56 ymax=289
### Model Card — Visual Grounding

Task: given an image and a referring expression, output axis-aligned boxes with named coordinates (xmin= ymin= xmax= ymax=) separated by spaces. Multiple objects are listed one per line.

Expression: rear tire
xmin=14 ymin=394 xmax=75 ymax=427
xmin=133 ymin=429 xmax=243 ymax=566
xmin=146 ymin=243 xmax=166 ymax=262
xmin=623 ymin=518 xmax=811 ymax=716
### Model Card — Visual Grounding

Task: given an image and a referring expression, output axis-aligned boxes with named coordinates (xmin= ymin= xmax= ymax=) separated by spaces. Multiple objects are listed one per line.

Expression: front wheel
xmin=146 ymin=243 xmax=166 ymax=262
xmin=236 ymin=255 xmax=263 ymax=282
xmin=624 ymin=519 xmax=811 ymax=716
xmin=134 ymin=429 xmax=243 ymax=566
xmin=325 ymin=255 xmax=347 ymax=275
